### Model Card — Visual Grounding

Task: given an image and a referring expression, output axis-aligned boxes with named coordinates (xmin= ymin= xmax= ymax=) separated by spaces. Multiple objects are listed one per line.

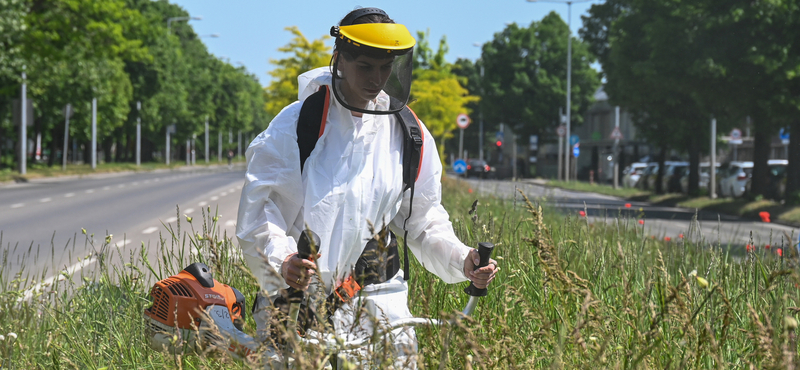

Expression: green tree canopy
xmin=479 ymin=13 xmax=600 ymax=151
xmin=263 ymin=27 xmax=330 ymax=119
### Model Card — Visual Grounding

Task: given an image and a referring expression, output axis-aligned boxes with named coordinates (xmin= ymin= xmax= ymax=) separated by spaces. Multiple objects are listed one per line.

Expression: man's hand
xmin=463 ymin=249 xmax=498 ymax=289
xmin=281 ymin=253 xmax=319 ymax=290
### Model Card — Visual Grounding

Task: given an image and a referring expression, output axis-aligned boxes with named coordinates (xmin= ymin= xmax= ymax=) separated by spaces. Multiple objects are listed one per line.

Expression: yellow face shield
xmin=330 ymin=22 xmax=416 ymax=115
xmin=335 ymin=23 xmax=416 ymax=55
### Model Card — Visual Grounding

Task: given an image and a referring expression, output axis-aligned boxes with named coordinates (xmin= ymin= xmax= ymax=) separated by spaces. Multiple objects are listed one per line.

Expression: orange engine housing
xmin=144 ymin=263 xmax=245 ymax=331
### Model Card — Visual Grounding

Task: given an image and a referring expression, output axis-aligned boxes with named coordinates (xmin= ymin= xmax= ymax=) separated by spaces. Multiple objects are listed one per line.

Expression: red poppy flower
xmin=679 ymin=233 xmax=684 ymax=239
xmin=777 ymin=248 xmax=783 ymax=257
xmin=746 ymin=244 xmax=754 ymax=252
xmin=759 ymin=211 xmax=771 ymax=223
xmin=638 ymin=219 xmax=645 ymax=225
xmin=579 ymin=210 xmax=586 ymax=217
xmin=664 ymin=236 xmax=671 ymax=242
xmin=625 ymin=203 xmax=631 ymax=208
xmin=765 ymin=244 xmax=771 ymax=250
xmin=468 ymin=188 xmax=473 ymax=193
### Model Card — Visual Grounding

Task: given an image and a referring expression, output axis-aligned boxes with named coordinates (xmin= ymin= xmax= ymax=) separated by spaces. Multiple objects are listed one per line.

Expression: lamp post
xmin=473 ymin=43 xmax=486 ymax=162
xmin=167 ymin=16 xmax=202 ymax=30
xmin=20 ymin=65 xmax=27 ymax=174
xmin=527 ymin=0 xmax=592 ymax=181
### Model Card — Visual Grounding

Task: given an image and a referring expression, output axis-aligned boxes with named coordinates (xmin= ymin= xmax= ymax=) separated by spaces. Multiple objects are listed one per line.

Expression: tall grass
xmin=1 ymin=177 xmax=799 ymax=369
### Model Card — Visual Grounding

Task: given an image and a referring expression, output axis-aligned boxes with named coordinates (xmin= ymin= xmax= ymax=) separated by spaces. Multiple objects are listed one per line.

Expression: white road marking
xmin=185 ymin=208 xmax=195 ymax=214
xmin=165 ymin=216 xmax=178 ymax=223
xmin=221 ymin=192 xmax=228 ymax=196
xmin=19 ymin=256 xmax=98 ymax=302
xmin=11 ymin=203 xmax=24 ymax=208
xmin=132 ymin=182 xmax=139 ymax=186
xmin=210 ymin=196 xmax=219 ymax=201
xmin=115 ymin=239 xmax=132 ymax=247
xmin=103 ymin=186 xmax=110 ymax=190
xmin=145 ymin=180 xmax=151 ymax=183
xmin=40 ymin=198 xmax=52 ymax=203
xmin=65 ymin=193 xmax=75 ymax=198
xmin=142 ymin=226 xmax=159 ymax=234
xmin=118 ymin=184 xmax=126 ymax=188
xmin=154 ymin=178 xmax=160 ymax=182
xmin=198 ymin=201 xmax=207 ymax=206
xmin=86 ymin=189 xmax=95 ymax=193
xmin=225 ymin=220 xmax=236 ymax=227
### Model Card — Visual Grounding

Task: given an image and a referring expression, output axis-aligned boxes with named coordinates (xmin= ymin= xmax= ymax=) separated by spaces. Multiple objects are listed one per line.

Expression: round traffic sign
xmin=557 ymin=125 xmax=566 ymax=137
xmin=456 ymin=113 xmax=470 ymax=129
xmin=453 ymin=159 xmax=467 ymax=174
xmin=730 ymin=128 xmax=742 ymax=140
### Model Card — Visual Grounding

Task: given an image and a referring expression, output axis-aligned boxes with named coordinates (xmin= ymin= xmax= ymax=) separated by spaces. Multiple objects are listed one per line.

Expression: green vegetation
xmin=545 ymin=179 xmax=649 ymax=198
xmin=0 ymin=158 xmax=245 ymax=184
xmin=0 ymin=0 xmax=266 ymax=170
xmin=2 ymin=177 xmax=800 ymax=368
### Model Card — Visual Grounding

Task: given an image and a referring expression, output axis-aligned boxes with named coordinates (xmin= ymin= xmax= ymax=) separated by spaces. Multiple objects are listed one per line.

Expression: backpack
xmin=296 ymin=85 xmax=423 ymax=281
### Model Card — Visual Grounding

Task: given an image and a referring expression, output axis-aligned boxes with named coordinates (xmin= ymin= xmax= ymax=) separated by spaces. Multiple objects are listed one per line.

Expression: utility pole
xmin=62 ymin=104 xmax=72 ymax=170
xmin=205 ymin=116 xmax=209 ymax=163
xmin=20 ymin=66 xmax=27 ymax=174
xmin=710 ymin=117 xmax=717 ymax=199
xmin=613 ymin=106 xmax=620 ymax=189
xmin=91 ymin=97 xmax=97 ymax=169
xmin=136 ymin=101 xmax=141 ymax=166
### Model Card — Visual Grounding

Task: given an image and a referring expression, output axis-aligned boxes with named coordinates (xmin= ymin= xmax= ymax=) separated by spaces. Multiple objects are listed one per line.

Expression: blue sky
xmin=169 ymin=0 xmax=600 ymax=86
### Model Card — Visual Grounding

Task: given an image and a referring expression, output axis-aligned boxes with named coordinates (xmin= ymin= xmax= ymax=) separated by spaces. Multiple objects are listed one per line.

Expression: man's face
xmin=337 ymin=54 xmax=394 ymax=108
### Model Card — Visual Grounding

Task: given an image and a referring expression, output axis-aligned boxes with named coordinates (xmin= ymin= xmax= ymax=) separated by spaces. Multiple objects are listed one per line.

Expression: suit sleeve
xmin=390 ymin=120 xmax=471 ymax=284
xmin=236 ymin=103 xmax=304 ymax=292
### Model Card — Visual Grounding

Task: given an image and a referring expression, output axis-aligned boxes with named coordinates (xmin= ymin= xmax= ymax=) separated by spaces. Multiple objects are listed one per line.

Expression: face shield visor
xmin=330 ymin=23 xmax=416 ymax=115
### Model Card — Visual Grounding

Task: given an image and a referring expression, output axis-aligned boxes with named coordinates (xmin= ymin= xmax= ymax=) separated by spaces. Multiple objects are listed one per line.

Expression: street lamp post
xmin=167 ymin=16 xmax=202 ymax=30
xmin=527 ymin=0 xmax=591 ymax=181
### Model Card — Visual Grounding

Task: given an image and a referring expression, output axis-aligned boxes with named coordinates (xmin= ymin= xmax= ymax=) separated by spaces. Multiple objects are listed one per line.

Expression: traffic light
xmin=495 ymin=139 xmax=503 ymax=162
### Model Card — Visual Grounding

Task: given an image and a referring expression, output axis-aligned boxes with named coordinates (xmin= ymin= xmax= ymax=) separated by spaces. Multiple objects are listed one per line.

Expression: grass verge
xmin=1 ymin=177 xmax=800 ymax=368
xmin=0 ymin=158 xmax=245 ymax=184
xmin=543 ymin=179 xmax=800 ymax=226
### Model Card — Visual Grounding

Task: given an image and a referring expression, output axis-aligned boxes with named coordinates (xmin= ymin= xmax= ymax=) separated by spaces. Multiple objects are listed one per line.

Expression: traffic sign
xmin=496 ymin=131 xmax=504 ymax=141
xmin=610 ymin=126 xmax=623 ymax=140
xmin=556 ymin=125 xmax=566 ymax=137
xmin=780 ymin=128 xmax=790 ymax=145
xmin=453 ymin=159 xmax=467 ymax=174
xmin=569 ymin=134 xmax=580 ymax=146
xmin=730 ymin=128 xmax=742 ymax=140
xmin=572 ymin=143 xmax=580 ymax=158
xmin=456 ymin=113 xmax=470 ymax=129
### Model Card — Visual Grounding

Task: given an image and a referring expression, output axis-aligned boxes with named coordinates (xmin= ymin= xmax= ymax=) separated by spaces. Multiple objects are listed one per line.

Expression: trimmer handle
xmin=287 ymin=229 xmax=320 ymax=302
xmin=464 ymin=242 xmax=495 ymax=297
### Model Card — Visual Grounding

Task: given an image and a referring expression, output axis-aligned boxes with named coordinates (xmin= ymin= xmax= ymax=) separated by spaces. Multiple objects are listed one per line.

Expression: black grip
xmin=287 ymin=229 xmax=321 ymax=302
xmin=296 ymin=229 xmax=320 ymax=260
xmin=464 ymin=242 xmax=495 ymax=297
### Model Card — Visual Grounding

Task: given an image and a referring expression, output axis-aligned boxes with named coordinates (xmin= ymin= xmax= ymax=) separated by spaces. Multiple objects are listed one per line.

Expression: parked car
xmin=637 ymin=161 xmax=685 ymax=192
xmin=718 ymin=161 xmax=753 ymax=198
xmin=679 ymin=162 xmax=720 ymax=194
xmin=663 ymin=162 xmax=689 ymax=193
xmin=466 ymin=159 xmax=491 ymax=178
xmin=622 ymin=162 xmax=647 ymax=188
xmin=635 ymin=162 xmax=659 ymax=190
xmin=743 ymin=159 xmax=788 ymax=200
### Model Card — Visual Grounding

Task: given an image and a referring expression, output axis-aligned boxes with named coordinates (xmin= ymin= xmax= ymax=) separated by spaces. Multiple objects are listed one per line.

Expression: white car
xmin=679 ymin=162 xmax=720 ymax=194
xmin=718 ymin=161 xmax=753 ymax=198
xmin=622 ymin=162 xmax=647 ymax=188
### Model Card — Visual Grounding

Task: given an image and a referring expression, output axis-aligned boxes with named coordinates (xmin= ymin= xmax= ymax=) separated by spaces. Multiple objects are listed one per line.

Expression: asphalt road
xmin=0 ymin=165 xmax=246 ymax=295
xmin=460 ymin=177 xmax=799 ymax=250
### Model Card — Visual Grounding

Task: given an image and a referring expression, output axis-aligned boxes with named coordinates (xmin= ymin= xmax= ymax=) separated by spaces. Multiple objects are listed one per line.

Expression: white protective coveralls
xmin=236 ymin=67 xmax=472 ymax=366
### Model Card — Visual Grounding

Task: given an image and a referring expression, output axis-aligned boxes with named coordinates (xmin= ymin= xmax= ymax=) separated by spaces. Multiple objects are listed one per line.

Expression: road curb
xmin=518 ymin=179 xmax=800 ymax=231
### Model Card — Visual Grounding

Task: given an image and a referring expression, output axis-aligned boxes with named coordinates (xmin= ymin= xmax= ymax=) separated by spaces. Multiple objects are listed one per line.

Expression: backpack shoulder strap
xmin=394 ymin=106 xmax=424 ymax=281
xmin=395 ymin=106 xmax=424 ymax=191
xmin=297 ymin=85 xmax=331 ymax=173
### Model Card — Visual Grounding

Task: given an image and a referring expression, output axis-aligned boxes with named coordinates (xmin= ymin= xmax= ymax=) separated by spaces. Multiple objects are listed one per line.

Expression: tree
xmin=263 ymin=27 xmax=330 ymax=119
xmin=408 ymin=31 xmax=478 ymax=162
xmin=480 ymin=13 xmax=600 ymax=160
